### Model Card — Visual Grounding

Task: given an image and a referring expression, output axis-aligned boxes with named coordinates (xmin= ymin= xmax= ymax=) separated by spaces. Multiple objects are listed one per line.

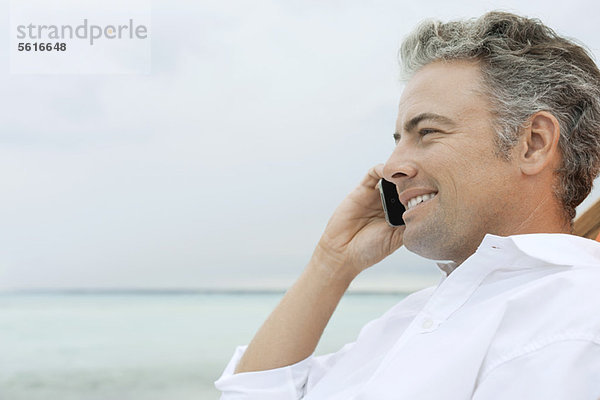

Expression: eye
xmin=419 ymin=128 xmax=438 ymax=136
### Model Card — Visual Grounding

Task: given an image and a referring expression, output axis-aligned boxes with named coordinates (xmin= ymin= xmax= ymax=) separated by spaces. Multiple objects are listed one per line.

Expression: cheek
xmin=433 ymin=145 xmax=497 ymax=210
xmin=443 ymin=141 xmax=496 ymax=179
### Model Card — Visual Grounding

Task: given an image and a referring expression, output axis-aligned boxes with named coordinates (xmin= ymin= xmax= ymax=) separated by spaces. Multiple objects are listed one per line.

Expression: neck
xmin=504 ymin=191 xmax=571 ymax=236
xmin=446 ymin=193 xmax=570 ymax=273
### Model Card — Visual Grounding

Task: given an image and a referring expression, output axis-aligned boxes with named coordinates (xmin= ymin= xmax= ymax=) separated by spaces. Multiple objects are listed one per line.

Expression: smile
xmin=406 ymin=193 xmax=437 ymax=210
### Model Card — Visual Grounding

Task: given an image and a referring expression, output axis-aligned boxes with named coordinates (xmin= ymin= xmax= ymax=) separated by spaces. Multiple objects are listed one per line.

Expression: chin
xmin=403 ymin=224 xmax=455 ymax=261
xmin=405 ymin=241 xmax=450 ymax=261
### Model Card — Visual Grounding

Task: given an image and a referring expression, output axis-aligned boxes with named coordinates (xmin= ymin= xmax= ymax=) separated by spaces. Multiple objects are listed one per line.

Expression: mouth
xmin=404 ymin=192 xmax=437 ymax=213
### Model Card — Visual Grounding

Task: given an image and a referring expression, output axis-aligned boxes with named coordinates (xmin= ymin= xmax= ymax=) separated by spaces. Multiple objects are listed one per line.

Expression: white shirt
xmin=214 ymin=233 xmax=600 ymax=399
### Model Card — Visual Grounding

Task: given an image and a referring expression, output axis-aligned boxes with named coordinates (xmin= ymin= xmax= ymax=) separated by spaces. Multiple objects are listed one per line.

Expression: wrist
xmin=308 ymin=244 xmax=358 ymax=286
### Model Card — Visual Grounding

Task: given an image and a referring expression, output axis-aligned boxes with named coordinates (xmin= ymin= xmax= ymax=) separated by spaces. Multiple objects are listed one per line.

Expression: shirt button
xmin=422 ymin=318 xmax=433 ymax=329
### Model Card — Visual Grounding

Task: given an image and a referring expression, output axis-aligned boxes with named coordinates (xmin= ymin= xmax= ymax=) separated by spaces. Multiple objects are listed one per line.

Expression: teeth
xmin=407 ymin=193 xmax=436 ymax=210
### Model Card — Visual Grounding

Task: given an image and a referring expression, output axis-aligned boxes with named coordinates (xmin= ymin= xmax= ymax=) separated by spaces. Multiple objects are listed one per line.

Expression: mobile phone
xmin=379 ymin=178 xmax=405 ymax=227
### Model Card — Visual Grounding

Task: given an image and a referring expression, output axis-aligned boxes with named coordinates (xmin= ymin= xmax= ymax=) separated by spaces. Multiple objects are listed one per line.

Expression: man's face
xmin=383 ymin=60 xmax=520 ymax=263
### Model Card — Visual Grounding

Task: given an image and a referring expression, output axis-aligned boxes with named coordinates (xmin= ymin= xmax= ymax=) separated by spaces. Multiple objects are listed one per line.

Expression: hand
xmin=311 ymin=163 xmax=405 ymax=280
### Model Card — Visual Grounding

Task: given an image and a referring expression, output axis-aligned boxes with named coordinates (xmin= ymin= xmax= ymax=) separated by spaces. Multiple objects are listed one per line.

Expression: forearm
xmin=232 ymin=164 xmax=400 ymax=374
xmin=234 ymin=253 xmax=355 ymax=374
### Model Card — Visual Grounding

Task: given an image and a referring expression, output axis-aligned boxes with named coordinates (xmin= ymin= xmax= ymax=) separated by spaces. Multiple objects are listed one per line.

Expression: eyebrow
xmin=393 ymin=112 xmax=457 ymax=141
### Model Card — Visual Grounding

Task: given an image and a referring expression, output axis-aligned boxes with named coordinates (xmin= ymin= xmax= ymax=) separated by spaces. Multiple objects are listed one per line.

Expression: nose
xmin=382 ymin=140 xmax=418 ymax=184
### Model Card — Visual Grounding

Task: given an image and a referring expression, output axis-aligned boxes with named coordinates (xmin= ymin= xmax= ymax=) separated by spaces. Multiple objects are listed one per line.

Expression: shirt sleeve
xmin=472 ymin=339 xmax=600 ymax=400
xmin=214 ymin=341 xmax=356 ymax=399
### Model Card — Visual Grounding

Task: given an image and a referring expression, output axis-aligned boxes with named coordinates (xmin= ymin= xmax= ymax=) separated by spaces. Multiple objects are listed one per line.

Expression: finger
xmin=361 ymin=163 xmax=385 ymax=189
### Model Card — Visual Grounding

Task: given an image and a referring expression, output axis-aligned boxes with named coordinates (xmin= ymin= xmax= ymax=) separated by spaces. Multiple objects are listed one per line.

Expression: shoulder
xmin=503 ymin=264 xmax=600 ymax=312
xmin=498 ymin=264 xmax=600 ymax=330
xmin=481 ymin=264 xmax=600 ymax=379
xmin=498 ymin=233 xmax=600 ymax=323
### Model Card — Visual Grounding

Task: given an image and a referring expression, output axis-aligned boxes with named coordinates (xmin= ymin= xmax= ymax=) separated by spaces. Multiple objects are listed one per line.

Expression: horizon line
xmin=0 ymin=287 xmax=412 ymax=296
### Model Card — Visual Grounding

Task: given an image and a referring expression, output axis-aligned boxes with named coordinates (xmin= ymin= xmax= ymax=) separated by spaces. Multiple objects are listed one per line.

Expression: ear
xmin=518 ymin=111 xmax=561 ymax=176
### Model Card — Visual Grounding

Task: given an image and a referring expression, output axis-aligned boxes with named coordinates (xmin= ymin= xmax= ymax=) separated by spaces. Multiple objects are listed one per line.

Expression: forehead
xmin=396 ymin=60 xmax=489 ymax=129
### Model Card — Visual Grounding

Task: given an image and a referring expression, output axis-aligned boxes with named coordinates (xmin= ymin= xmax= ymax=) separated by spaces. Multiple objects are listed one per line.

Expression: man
xmin=215 ymin=11 xmax=600 ymax=399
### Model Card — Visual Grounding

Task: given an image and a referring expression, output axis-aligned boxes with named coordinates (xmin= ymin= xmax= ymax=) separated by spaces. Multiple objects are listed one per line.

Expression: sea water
xmin=0 ymin=291 xmax=407 ymax=400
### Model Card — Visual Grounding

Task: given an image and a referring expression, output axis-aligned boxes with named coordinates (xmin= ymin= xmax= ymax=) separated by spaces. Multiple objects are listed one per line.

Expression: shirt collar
xmin=435 ymin=233 xmax=600 ymax=277
xmin=507 ymin=233 xmax=600 ymax=266
xmin=420 ymin=233 xmax=600 ymax=324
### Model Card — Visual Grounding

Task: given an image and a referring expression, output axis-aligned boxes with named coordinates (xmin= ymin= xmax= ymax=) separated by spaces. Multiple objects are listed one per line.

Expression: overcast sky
xmin=2 ymin=0 xmax=600 ymax=291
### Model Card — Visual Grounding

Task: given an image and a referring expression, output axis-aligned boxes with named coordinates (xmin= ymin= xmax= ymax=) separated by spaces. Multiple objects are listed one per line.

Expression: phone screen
xmin=379 ymin=178 xmax=405 ymax=226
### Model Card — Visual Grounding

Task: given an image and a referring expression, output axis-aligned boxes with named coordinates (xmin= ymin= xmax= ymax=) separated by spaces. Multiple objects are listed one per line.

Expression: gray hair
xmin=399 ymin=11 xmax=600 ymax=223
